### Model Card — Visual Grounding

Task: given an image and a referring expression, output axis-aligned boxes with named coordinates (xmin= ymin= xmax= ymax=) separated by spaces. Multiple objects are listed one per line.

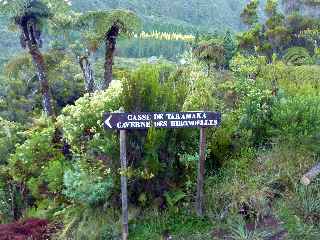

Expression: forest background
xmin=0 ymin=0 xmax=320 ymax=239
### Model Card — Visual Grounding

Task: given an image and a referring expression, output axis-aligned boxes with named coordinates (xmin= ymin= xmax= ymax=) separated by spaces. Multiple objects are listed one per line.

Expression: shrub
xmin=258 ymin=63 xmax=320 ymax=97
xmin=8 ymin=119 xmax=64 ymax=183
xmin=179 ymin=152 xmax=198 ymax=192
xmin=208 ymin=112 xmax=242 ymax=169
xmin=230 ymin=53 xmax=267 ymax=79
xmin=6 ymin=117 xmax=69 ymax=220
xmin=193 ymin=38 xmax=225 ymax=71
xmin=237 ymin=76 xmax=274 ymax=146
xmin=122 ymin=64 xmax=177 ymax=112
xmin=57 ymin=80 xmax=123 ymax=150
xmin=182 ymin=67 xmax=218 ymax=111
xmin=63 ymin=165 xmax=113 ymax=207
xmin=26 ymin=159 xmax=67 ymax=199
xmin=269 ymin=95 xmax=320 ymax=152
xmin=164 ymin=190 xmax=186 ymax=212
xmin=120 ymin=64 xmax=206 ymax=204
xmin=283 ymin=47 xmax=312 ymax=66
xmin=0 ymin=118 xmax=24 ymax=223
xmin=0 ymin=117 xmax=24 ymax=164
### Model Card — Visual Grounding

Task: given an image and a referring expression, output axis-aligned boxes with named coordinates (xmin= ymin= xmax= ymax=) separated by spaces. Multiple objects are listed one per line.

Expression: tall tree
xmin=238 ymin=0 xmax=319 ymax=58
xmin=264 ymin=0 xmax=291 ymax=55
xmin=50 ymin=12 xmax=98 ymax=93
xmin=76 ymin=10 xmax=140 ymax=89
xmin=223 ymin=31 xmax=237 ymax=68
xmin=240 ymin=0 xmax=260 ymax=28
xmin=0 ymin=0 xmax=71 ymax=116
xmin=265 ymin=0 xmax=278 ymax=17
xmin=78 ymin=54 xmax=95 ymax=93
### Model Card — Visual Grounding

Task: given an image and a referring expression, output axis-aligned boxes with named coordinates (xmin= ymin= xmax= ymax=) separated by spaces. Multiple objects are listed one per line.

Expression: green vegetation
xmin=0 ymin=0 xmax=255 ymax=67
xmin=0 ymin=0 xmax=320 ymax=239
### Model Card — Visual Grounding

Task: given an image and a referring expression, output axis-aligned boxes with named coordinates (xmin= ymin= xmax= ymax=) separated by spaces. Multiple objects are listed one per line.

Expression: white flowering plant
xmin=55 ymin=82 xmax=124 ymax=207
xmin=230 ymin=53 xmax=267 ymax=79
xmin=57 ymin=80 xmax=122 ymax=150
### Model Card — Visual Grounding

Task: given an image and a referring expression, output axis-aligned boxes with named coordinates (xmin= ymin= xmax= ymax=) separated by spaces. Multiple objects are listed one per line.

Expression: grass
xmin=128 ymin=145 xmax=320 ymax=240
xmin=130 ymin=210 xmax=213 ymax=240
xmin=275 ymin=199 xmax=320 ymax=240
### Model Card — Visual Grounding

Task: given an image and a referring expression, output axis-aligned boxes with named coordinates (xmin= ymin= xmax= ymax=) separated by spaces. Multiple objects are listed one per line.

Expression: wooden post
xmin=196 ymin=127 xmax=206 ymax=217
xmin=120 ymin=129 xmax=128 ymax=240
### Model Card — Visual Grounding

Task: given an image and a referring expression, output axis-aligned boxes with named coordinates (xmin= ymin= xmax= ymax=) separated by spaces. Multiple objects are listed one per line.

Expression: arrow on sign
xmin=105 ymin=115 xmax=113 ymax=129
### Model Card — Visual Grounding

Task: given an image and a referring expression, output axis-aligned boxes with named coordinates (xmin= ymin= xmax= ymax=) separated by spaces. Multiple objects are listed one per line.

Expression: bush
xmin=208 ymin=112 xmax=243 ymax=169
xmin=0 ymin=118 xmax=24 ymax=223
xmin=270 ymin=95 xmax=320 ymax=152
xmin=57 ymin=80 xmax=123 ymax=149
xmin=120 ymin=64 xmax=205 ymax=204
xmin=228 ymin=217 xmax=272 ymax=240
xmin=236 ymin=74 xmax=274 ymax=146
xmin=230 ymin=53 xmax=267 ymax=79
xmin=63 ymin=165 xmax=113 ymax=207
xmin=283 ymin=47 xmax=312 ymax=66
xmin=182 ymin=67 xmax=218 ymax=111
xmin=0 ymin=117 xmax=24 ymax=164
xmin=238 ymin=79 xmax=320 ymax=149
xmin=258 ymin=63 xmax=320 ymax=97
xmin=6 ymin=118 xmax=69 ymax=219
xmin=8 ymin=119 xmax=64 ymax=183
xmin=122 ymin=64 xmax=177 ymax=112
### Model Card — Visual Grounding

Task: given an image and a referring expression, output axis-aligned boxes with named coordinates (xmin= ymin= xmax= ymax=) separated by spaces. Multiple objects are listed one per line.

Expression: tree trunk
xmin=79 ymin=56 xmax=95 ymax=93
xmin=27 ymin=42 xmax=54 ymax=117
xmin=103 ymin=24 xmax=120 ymax=90
xmin=301 ymin=162 xmax=320 ymax=185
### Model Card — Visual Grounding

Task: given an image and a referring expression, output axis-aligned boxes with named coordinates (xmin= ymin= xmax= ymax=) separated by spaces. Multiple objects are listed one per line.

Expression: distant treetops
xmin=239 ymin=0 xmax=320 ymax=62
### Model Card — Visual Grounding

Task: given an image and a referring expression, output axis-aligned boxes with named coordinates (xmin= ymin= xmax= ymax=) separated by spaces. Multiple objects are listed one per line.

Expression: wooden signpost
xmin=104 ymin=111 xmax=221 ymax=240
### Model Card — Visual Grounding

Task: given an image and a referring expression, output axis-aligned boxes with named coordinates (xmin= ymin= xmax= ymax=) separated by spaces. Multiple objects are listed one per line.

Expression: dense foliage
xmin=0 ymin=0 xmax=320 ymax=239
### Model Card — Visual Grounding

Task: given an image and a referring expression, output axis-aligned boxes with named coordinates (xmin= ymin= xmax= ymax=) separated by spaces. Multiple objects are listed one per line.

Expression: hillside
xmin=72 ymin=0 xmax=250 ymax=33
xmin=0 ymin=0 xmax=250 ymax=67
xmin=1 ymin=0 xmax=318 ymax=65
